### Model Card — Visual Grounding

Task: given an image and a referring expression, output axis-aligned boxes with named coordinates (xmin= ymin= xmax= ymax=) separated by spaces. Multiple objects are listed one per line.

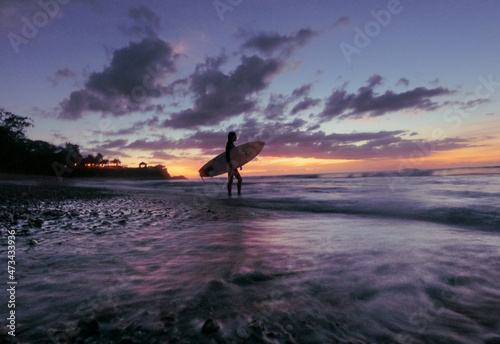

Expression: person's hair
xmin=228 ymin=132 xmax=236 ymax=140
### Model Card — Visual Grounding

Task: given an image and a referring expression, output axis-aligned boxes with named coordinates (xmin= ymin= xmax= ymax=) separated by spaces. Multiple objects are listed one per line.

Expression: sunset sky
xmin=1 ymin=0 xmax=500 ymax=178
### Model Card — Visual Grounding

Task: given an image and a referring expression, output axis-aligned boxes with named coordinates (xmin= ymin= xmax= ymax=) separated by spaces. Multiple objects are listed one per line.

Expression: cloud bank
xmin=319 ymin=74 xmax=453 ymax=121
xmin=58 ymin=38 xmax=178 ymax=120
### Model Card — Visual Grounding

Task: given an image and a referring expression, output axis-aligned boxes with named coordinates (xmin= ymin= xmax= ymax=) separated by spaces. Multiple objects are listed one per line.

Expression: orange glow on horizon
xmin=118 ymin=152 xmax=500 ymax=179
xmin=117 ymin=139 xmax=500 ymax=179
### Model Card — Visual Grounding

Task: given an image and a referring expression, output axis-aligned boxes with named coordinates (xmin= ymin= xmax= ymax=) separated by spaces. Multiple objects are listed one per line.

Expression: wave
xmin=74 ymin=167 xmax=500 ymax=233
xmin=224 ymin=197 xmax=500 ymax=232
xmin=279 ymin=174 xmax=321 ymax=179
xmin=285 ymin=166 xmax=500 ymax=179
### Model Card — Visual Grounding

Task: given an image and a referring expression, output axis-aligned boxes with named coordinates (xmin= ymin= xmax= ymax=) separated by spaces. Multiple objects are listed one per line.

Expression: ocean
xmin=108 ymin=165 xmax=500 ymax=232
xmin=4 ymin=166 xmax=500 ymax=343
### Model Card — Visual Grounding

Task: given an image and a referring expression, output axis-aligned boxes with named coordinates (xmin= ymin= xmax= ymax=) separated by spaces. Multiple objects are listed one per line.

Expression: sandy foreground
xmin=2 ymin=178 xmax=500 ymax=344
xmin=0 ymin=179 xmax=283 ymax=344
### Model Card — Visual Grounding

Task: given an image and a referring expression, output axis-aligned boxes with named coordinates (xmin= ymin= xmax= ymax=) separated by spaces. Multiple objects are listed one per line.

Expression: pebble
xmin=161 ymin=314 xmax=176 ymax=327
xmin=202 ymin=318 xmax=220 ymax=334
xmin=33 ymin=218 xmax=44 ymax=228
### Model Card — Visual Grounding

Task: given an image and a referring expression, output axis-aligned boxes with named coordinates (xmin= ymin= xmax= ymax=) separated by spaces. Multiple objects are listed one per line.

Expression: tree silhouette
xmin=0 ymin=109 xmax=176 ymax=178
xmin=0 ymin=109 xmax=33 ymax=142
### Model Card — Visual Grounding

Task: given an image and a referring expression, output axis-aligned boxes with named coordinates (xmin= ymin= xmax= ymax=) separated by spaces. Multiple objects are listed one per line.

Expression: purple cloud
xmin=120 ymin=5 xmax=160 ymax=39
xmin=319 ymin=75 xmax=454 ymax=121
xmin=162 ymin=55 xmax=283 ymax=129
xmin=291 ymin=97 xmax=321 ymax=115
xmin=99 ymin=139 xmax=128 ymax=149
xmin=58 ymin=38 xmax=177 ymax=120
xmin=397 ymin=78 xmax=409 ymax=87
xmin=241 ymin=28 xmax=317 ymax=57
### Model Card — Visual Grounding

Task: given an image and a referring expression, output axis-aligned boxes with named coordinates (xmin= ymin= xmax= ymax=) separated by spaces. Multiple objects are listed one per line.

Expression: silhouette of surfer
xmin=226 ymin=132 xmax=242 ymax=196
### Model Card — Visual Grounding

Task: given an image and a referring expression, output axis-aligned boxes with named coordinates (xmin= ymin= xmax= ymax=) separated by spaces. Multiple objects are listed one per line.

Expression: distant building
xmin=139 ymin=162 xmax=147 ymax=168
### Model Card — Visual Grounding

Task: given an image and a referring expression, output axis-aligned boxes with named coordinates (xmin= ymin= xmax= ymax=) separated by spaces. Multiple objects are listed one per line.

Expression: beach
xmin=1 ymin=170 xmax=500 ymax=343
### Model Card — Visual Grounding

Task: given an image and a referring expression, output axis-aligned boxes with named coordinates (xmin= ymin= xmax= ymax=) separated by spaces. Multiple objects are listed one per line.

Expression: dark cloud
xmin=332 ymin=16 xmax=350 ymax=30
xmin=291 ymin=97 xmax=321 ymax=115
xmin=82 ymin=148 xmax=130 ymax=159
xmin=319 ymin=75 xmax=454 ymax=121
xmin=120 ymin=6 xmax=160 ymax=39
xmin=263 ymin=83 xmax=316 ymax=120
xmin=291 ymin=83 xmax=312 ymax=99
xmin=55 ymin=68 xmax=77 ymax=79
xmin=163 ymin=78 xmax=190 ymax=97
xmin=51 ymin=131 xmax=69 ymax=143
xmin=397 ymin=78 xmax=409 ymax=87
xmin=58 ymin=89 xmax=110 ymax=119
xmin=284 ymin=118 xmax=308 ymax=129
xmin=125 ymin=129 xmax=239 ymax=156
xmin=367 ymin=74 xmax=383 ymax=88
xmin=49 ymin=68 xmax=78 ymax=86
xmin=99 ymin=116 xmax=160 ymax=136
xmin=58 ymin=38 xmax=177 ymax=120
xmin=241 ymin=28 xmax=317 ymax=57
xmin=99 ymin=139 xmax=128 ymax=149
xmin=460 ymin=97 xmax=490 ymax=110
xmin=86 ymin=38 xmax=175 ymax=96
xmin=162 ymin=55 xmax=283 ymax=129
xmin=429 ymin=79 xmax=440 ymax=86
xmin=264 ymin=93 xmax=288 ymax=120
xmin=126 ymin=137 xmax=180 ymax=151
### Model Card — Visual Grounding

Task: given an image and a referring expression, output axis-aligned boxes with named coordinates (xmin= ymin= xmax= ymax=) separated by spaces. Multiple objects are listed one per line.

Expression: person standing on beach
xmin=226 ymin=132 xmax=242 ymax=196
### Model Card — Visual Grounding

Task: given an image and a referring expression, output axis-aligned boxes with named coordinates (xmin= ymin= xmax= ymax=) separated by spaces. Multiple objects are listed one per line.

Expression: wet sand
xmin=0 ymin=180 xmax=275 ymax=343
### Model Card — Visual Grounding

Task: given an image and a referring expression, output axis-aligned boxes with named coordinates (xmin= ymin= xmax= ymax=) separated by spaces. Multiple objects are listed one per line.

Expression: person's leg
xmin=227 ymin=172 xmax=234 ymax=196
xmin=234 ymin=170 xmax=242 ymax=195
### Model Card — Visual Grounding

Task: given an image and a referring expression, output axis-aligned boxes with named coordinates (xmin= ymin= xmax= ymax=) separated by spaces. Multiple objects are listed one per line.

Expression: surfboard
xmin=199 ymin=141 xmax=265 ymax=178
